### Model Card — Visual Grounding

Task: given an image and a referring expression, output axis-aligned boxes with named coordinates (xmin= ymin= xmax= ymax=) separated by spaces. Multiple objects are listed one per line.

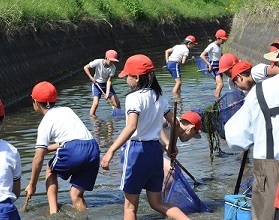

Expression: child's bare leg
xmin=110 ymin=94 xmax=121 ymax=108
xmin=90 ymin=97 xmax=99 ymax=116
xmin=147 ymin=191 xmax=190 ymax=220
xmin=124 ymin=192 xmax=140 ymax=220
xmin=214 ymin=75 xmax=223 ymax=99
xmin=46 ymin=164 xmax=58 ymax=214
xmin=173 ymin=78 xmax=182 ymax=97
xmin=70 ymin=186 xmax=87 ymax=211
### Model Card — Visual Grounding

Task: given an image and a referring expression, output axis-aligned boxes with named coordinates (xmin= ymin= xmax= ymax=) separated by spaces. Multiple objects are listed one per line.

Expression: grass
xmin=0 ymin=0 xmax=276 ymax=36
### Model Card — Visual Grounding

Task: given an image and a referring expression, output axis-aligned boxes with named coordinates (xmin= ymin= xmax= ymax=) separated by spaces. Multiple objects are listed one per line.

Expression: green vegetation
xmin=0 ymin=0 xmax=234 ymax=35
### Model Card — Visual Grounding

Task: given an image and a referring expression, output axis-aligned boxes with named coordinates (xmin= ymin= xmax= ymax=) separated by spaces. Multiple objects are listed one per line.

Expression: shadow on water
xmin=1 ymin=47 xmax=253 ymax=219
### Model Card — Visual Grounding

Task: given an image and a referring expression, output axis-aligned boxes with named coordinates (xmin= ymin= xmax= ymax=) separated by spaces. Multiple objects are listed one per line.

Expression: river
xmin=1 ymin=47 xmax=253 ymax=219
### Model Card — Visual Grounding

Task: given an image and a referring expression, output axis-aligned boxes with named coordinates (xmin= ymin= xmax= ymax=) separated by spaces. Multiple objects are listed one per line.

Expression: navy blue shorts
xmin=92 ymin=83 xmax=116 ymax=98
xmin=0 ymin=199 xmax=21 ymax=220
xmin=166 ymin=61 xmax=181 ymax=78
xmin=48 ymin=139 xmax=100 ymax=191
xmin=120 ymin=140 xmax=164 ymax=194
xmin=209 ymin=61 xmax=222 ymax=78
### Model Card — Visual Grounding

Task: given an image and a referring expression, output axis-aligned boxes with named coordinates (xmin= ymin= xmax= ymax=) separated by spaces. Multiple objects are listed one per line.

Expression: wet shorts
xmin=120 ymin=140 xmax=164 ymax=194
xmin=166 ymin=61 xmax=181 ymax=78
xmin=92 ymin=83 xmax=116 ymax=98
xmin=48 ymin=139 xmax=100 ymax=191
xmin=0 ymin=199 xmax=21 ymax=220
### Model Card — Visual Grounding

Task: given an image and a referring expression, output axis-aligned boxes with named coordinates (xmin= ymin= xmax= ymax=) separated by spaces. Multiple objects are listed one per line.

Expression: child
xmin=0 ymin=99 xmax=22 ymax=220
xmin=161 ymin=111 xmax=201 ymax=189
xmin=101 ymin=54 xmax=190 ymax=220
xmin=231 ymin=60 xmax=279 ymax=92
xmin=200 ymin=29 xmax=228 ymax=99
xmin=218 ymin=53 xmax=240 ymax=91
xmin=83 ymin=49 xmax=121 ymax=116
xmin=165 ymin=35 xmax=198 ymax=97
xmin=25 ymin=81 xmax=100 ymax=214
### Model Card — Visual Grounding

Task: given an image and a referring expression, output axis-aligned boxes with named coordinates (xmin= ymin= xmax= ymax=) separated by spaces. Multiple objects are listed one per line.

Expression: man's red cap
xmin=31 ymin=81 xmax=57 ymax=102
xmin=119 ymin=54 xmax=154 ymax=78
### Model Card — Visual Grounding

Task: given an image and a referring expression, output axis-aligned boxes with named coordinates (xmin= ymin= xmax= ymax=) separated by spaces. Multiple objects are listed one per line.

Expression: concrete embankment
xmin=226 ymin=6 xmax=279 ymax=64
xmin=0 ymin=17 xmax=232 ymax=107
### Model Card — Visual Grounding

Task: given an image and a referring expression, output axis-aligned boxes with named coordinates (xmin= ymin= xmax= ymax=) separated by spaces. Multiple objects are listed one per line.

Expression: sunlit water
xmin=1 ymin=48 xmax=253 ymax=219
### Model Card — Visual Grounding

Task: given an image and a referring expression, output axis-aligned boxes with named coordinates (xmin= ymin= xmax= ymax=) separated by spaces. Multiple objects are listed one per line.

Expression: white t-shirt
xmin=168 ymin=45 xmax=189 ymax=63
xmin=36 ymin=106 xmax=93 ymax=148
xmin=225 ymin=74 xmax=279 ymax=159
xmin=125 ymin=89 xmax=169 ymax=141
xmin=204 ymin=42 xmax=222 ymax=61
xmin=251 ymin=63 xmax=270 ymax=83
xmin=0 ymin=139 xmax=21 ymax=202
xmin=88 ymin=59 xmax=116 ymax=83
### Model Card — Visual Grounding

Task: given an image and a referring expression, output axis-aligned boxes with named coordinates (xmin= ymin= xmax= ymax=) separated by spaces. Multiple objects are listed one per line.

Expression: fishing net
xmin=192 ymin=90 xmax=246 ymax=162
xmin=195 ymin=56 xmax=211 ymax=75
xmin=216 ymin=90 xmax=246 ymax=139
xmin=163 ymin=163 xmax=212 ymax=214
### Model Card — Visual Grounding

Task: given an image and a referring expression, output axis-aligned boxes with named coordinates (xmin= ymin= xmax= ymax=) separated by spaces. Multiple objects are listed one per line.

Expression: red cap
xmin=218 ymin=53 xmax=239 ymax=74
xmin=180 ymin=111 xmax=201 ymax=135
xmin=231 ymin=61 xmax=252 ymax=80
xmin=31 ymin=81 xmax=57 ymax=102
xmin=105 ymin=50 xmax=119 ymax=62
xmin=270 ymin=40 xmax=279 ymax=52
xmin=215 ymin=29 xmax=228 ymax=40
xmin=0 ymin=99 xmax=5 ymax=116
xmin=119 ymin=54 xmax=154 ymax=78
xmin=185 ymin=35 xmax=198 ymax=45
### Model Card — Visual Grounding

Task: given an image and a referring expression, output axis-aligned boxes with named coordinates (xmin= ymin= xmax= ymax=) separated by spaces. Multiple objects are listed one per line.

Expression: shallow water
xmin=1 ymin=48 xmax=253 ymax=219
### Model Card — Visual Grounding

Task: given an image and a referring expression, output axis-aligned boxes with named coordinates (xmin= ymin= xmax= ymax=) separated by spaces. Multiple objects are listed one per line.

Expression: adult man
xmin=225 ymin=73 xmax=279 ymax=220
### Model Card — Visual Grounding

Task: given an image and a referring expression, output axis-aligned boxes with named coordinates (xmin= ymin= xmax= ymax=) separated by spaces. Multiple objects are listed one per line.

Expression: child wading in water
xmin=25 ymin=81 xmax=100 ymax=214
xmin=200 ymin=29 xmax=228 ymax=99
xmin=83 ymin=49 xmax=121 ymax=116
xmin=101 ymin=54 xmax=190 ymax=220
xmin=165 ymin=35 xmax=198 ymax=98
xmin=0 ymin=99 xmax=22 ymax=220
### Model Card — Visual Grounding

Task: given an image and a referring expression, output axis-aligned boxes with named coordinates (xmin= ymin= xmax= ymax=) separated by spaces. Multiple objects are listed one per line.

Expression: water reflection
xmin=1 ymin=49 xmax=253 ymax=219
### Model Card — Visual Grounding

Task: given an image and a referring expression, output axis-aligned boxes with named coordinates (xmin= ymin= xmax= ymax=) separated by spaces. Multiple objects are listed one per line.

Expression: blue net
xmin=195 ymin=56 xmax=211 ymax=75
xmin=216 ymin=90 xmax=246 ymax=139
xmin=163 ymin=163 xmax=212 ymax=214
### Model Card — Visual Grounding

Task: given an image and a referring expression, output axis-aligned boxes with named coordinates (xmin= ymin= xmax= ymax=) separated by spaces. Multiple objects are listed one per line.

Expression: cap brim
xmin=118 ymin=70 xmax=128 ymax=78
xmin=263 ymin=50 xmax=279 ymax=62
xmin=220 ymin=37 xmax=228 ymax=40
xmin=217 ymin=67 xmax=229 ymax=74
xmin=193 ymin=42 xmax=198 ymax=45
xmin=109 ymin=58 xmax=119 ymax=62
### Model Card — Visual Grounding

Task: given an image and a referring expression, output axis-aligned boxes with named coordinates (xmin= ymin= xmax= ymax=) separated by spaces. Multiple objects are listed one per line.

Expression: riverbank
xmin=1 ymin=16 xmax=232 ymax=107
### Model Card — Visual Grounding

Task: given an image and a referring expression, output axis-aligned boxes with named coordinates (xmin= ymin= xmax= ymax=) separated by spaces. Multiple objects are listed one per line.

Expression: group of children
xmin=165 ymin=29 xmax=228 ymax=99
xmin=0 ymin=48 xmax=204 ymax=219
xmin=3 ymin=30 xmax=278 ymax=219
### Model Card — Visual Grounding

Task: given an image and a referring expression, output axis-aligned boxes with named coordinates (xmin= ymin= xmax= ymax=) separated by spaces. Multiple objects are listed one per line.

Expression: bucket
xmin=224 ymin=195 xmax=251 ymax=220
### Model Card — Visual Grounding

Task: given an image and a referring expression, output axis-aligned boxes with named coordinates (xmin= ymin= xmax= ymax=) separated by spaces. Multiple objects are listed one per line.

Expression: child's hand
xmin=101 ymin=150 xmax=114 ymax=170
xmin=25 ymin=184 xmax=36 ymax=198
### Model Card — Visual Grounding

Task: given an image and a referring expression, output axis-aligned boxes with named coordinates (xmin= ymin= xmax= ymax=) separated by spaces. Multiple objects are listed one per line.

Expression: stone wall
xmin=0 ymin=17 xmax=232 ymax=106
xmin=225 ymin=6 xmax=279 ymax=64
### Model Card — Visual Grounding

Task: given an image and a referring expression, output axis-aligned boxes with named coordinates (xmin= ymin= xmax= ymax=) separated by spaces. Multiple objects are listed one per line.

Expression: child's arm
xmin=84 ymin=64 xmax=96 ymax=83
xmin=105 ymin=77 xmax=112 ymax=99
xmin=47 ymin=143 xmax=60 ymax=153
xmin=267 ymin=65 xmax=279 ymax=76
xmin=101 ymin=113 xmax=138 ymax=170
xmin=164 ymin=111 xmax=180 ymax=159
xmin=181 ymin=55 xmax=187 ymax=65
xmin=200 ymin=50 xmax=212 ymax=71
xmin=13 ymin=179 xmax=21 ymax=199
xmin=165 ymin=48 xmax=173 ymax=63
